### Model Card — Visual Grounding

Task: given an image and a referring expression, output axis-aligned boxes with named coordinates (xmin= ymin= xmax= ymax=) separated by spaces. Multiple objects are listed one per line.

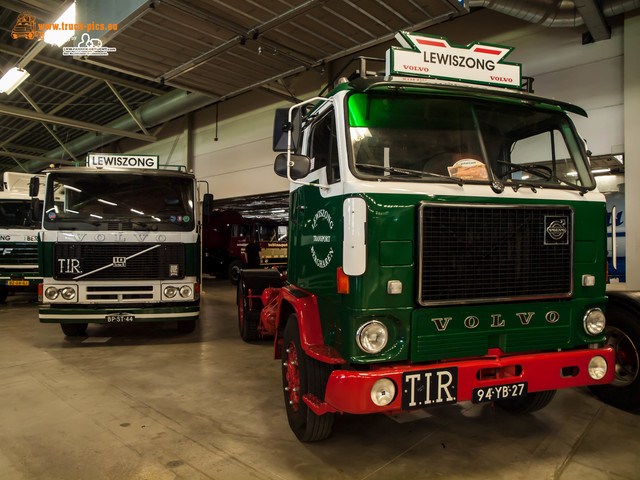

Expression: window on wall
xmin=309 ymin=109 xmax=340 ymax=184
xmin=592 ymin=153 xmax=625 ymax=284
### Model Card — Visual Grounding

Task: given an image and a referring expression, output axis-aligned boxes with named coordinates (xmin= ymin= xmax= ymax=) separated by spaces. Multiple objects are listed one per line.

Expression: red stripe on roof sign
xmin=474 ymin=47 xmax=502 ymax=55
xmin=416 ymin=38 xmax=447 ymax=48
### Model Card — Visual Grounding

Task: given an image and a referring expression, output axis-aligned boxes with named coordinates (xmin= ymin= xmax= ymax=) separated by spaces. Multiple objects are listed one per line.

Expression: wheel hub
xmin=606 ymin=326 xmax=639 ymax=387
xmin=285 ymin=342 xmax=301 ymax=412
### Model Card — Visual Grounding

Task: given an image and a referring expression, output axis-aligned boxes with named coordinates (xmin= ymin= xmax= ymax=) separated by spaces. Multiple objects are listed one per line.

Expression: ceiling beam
xmin=0 ymin=79 xmax=102 ymax=149
xmin=0 ymin=149 xmax=75 ymax=165
xmin=0 ymin=43 xmax=168 ymax=96
xmin=17 ymin=87 xmax=80 ymax=162
xmin=0 ymin=103 xmax=157 ymax=142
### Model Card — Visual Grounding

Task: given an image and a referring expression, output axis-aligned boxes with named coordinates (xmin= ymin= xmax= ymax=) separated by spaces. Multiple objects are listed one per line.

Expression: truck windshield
xmin=0 ymin=200 xmax=38 ymax=228
xmin=42 ymin=172 xmax=195 ymax=231
xmin=347 ymin=93 xmax=594 ymax=190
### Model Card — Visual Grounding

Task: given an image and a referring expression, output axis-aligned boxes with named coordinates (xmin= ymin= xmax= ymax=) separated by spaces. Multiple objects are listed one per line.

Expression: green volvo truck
xmin=38 ymin=157 xmax=210 ymax=336
xmin=238 ymin=33 xmax=615 ymax=441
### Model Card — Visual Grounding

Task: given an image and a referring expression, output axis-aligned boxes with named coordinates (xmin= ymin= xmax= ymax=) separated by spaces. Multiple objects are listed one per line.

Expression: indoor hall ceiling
xmin=0 ymin=0 xmax=467 ymax=176
xmin=2 ymin=0 xmax=634 ymax=179
xmin=0 ymin=1 xmax=173 ymax=175
xmin=86 ymin=0 xmax=468 ymax=100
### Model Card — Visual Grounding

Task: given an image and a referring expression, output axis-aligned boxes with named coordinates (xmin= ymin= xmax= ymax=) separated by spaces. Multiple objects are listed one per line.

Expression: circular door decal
xmin=311 ymin=209 xmax=334 ymax=268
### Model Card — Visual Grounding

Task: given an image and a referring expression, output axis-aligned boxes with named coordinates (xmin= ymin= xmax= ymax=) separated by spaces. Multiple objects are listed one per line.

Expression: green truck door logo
xmin=311 ymin=209 xmax=334 ymax=269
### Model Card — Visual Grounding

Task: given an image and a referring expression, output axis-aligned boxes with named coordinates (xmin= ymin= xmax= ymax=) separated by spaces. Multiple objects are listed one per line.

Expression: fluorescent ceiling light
xmin=0 ymin=67 xmax=30 ymax=94
xmin=44 ymin=2 xmax=76 ymax=47
xmin=592 ymin=168 xmax=611 ymax=174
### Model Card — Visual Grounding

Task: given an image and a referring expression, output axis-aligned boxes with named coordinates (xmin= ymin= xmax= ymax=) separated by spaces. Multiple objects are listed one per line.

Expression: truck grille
xmin=54 ymin=243 xmax=185 ymax=280
xmin=418 ymin=203 xmax=573 ymax=305
xmin=0 ymin=243 xmax=38 ymax=268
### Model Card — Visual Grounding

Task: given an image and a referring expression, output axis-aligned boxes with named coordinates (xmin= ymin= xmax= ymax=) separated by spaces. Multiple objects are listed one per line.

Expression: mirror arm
xmin=286 ymin=97 xmax=331 ymax=190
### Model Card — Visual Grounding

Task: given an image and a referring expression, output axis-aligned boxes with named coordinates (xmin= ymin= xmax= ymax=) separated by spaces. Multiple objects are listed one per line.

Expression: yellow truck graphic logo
xmin=11 ymin=12 xmax=44 ymax=40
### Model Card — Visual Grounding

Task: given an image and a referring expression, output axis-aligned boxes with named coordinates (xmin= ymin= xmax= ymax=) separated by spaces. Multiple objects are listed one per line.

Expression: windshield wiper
xmin=497 ymin=161 xmax=553 ymax=180
xmin=554 ymin=177 xmax=589 ymax=195
xmin=498 ymin=161 xmax=589 ymax=194
xmin=357 ymin=163 xmax=464 ymax=186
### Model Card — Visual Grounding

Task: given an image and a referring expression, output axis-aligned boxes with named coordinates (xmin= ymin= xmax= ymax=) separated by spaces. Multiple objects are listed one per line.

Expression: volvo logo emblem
xmin=545 ymin=216 xmax=569 ymax=245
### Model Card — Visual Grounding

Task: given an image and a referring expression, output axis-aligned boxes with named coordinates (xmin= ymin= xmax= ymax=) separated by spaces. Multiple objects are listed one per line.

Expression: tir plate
xmin=472 ymin=382 xmax=528 ymax=403
xmin=106 ymin=314 xmax=135 ymax=323
xmin=401 ymin=367 xmax=458 ymax=410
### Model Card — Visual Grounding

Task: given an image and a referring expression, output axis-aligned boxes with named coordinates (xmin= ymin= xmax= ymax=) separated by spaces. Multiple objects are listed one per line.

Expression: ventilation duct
xmin=469 ymin=0 xmax=639 ymax=29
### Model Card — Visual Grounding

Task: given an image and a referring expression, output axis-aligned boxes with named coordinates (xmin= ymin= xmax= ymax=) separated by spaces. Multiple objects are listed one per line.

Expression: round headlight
xmin=44 ymin=286 xmax=59 ymax=300
xmin=370 ymin=378 xmax=396 ymax=407
xmin=588 ymin=355 xmax=608 ymax=380
xmin=356 ymin=320 xmax=388 ymax=354
xmin=179 ymin=285 xmax=192 ymax=298
xmin=584 ymin=308 xmax=606 ymax=335
xmin=60 ymin=287 xmax=76 ymax=300
xmin=164 ymin=286 xmax=177 ymax=298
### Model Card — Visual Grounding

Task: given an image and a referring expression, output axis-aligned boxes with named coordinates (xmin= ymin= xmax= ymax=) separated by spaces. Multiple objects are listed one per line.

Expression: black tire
xmin=61 ymin=323 xmax=88 ymax=337
xmin=0 ymin=287 xmax=8 ymax=304
xmin=228 ymin=259 xmax=243 ymax=285
xmin=589 ymin=304 xmax=640 ymax=413
xmin=495 ymin=390 xmax=556 ymax=414
xmin=237 ymin=279 xmax=259 ymax=342
xmin=282 ymin=315 xmax=335 ymax=442
xmin=177 ymin=319 xmax=196 ymax=333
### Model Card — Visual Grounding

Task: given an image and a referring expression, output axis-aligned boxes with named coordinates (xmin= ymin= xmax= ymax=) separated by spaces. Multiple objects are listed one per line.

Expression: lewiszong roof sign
xmin=386 ymin=32 xmax=522 ymax=89
xmin=87 ymin=153 xmax=159 ymax=169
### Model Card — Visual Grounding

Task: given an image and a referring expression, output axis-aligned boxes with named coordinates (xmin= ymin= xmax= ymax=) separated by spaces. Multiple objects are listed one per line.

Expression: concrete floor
xmin=1 ymin=278 xmax=639 ymax=480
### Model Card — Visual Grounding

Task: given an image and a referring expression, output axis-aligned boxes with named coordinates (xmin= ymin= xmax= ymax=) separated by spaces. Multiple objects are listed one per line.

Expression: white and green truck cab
xmin=0 ymin=172 xmax=44 ymax=303
xmin=238 ymin=33 xmax=616 ymax=441
xmin=38 ymin=155 xmax=210 ymax=336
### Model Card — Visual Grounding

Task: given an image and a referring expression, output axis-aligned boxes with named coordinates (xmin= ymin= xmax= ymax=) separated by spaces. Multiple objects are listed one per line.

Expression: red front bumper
xmin=309 ymin=346 xmax=615 ymax=415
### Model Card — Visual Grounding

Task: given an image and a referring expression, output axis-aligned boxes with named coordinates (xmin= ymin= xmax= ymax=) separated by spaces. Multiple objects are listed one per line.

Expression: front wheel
xmin=495 ymin=390 xmax=556 ymax=414
xmin=282 ymin=315 xmax=335 ymax=442
xmin=228 ymin=259 xmax=243 ymax=285
xmin=61 ymin=323 xmax=88 ymax=337
xmin=237 ymin=279 xmax=259 ymax=341
xmin=589 ymin=305 xmax=640 ymax=412
xmin=0 ymin=287 xmax=8 ymax=304
xmin=177 ymin=319 xmax=196 ymax=333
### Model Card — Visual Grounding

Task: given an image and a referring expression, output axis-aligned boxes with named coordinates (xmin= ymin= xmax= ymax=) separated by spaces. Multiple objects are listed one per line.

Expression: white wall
xmin=623 ymin=11 xmax=640 ymax=289
xmin=192 ymin=100 xmax=289 ymax=199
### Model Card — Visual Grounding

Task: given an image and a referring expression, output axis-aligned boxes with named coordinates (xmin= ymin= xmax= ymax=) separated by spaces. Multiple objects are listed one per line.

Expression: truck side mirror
xmin=274 ymin=153 xmax=311 ymax=180
xmin=202 ymin=193 xmax=214 ymax=215
xmin=30 ymin=198 xmax=42 ymax=223
xmin=29 ymin=176 xmax=40 ymax=197
xmin=273 ymin=108 xmax=301 ymax=152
